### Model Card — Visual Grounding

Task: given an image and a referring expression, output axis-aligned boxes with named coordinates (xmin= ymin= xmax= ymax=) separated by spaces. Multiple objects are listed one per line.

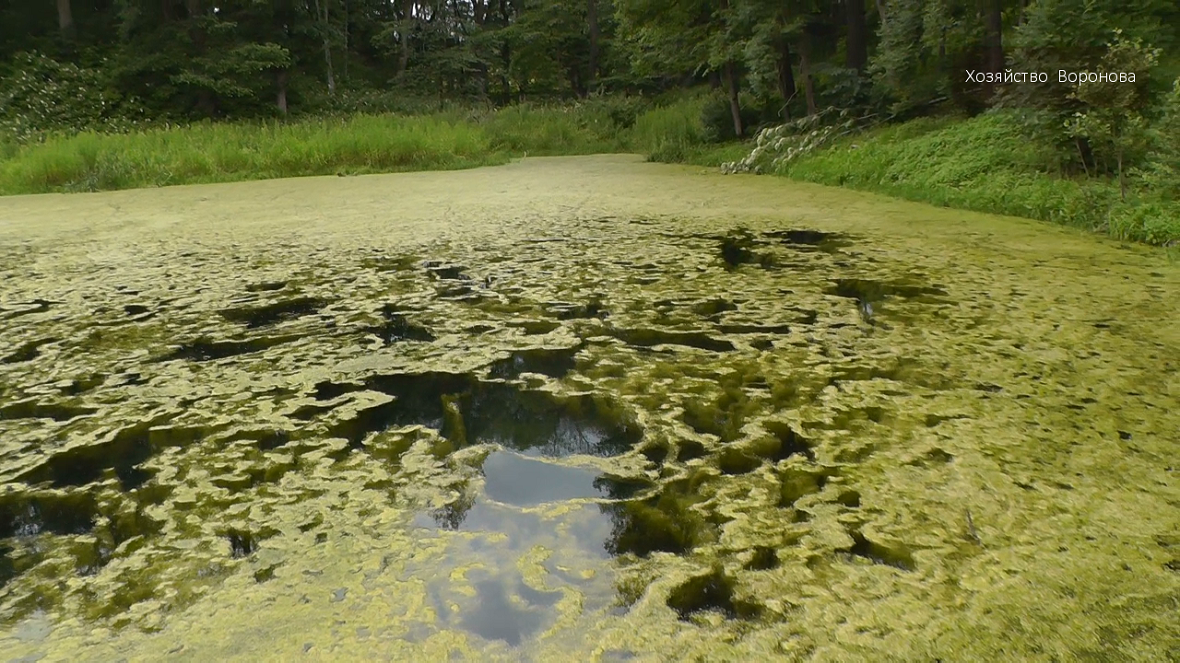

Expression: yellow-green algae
xmin=0 ymin=155 xmax=1176 ymax=661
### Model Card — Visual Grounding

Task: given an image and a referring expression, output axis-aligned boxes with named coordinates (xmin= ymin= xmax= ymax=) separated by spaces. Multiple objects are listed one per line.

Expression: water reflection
xmin=412 ymin=498 xmax=616 ymax=647
xmin=332 ymin=374 xmax=642 ymax=457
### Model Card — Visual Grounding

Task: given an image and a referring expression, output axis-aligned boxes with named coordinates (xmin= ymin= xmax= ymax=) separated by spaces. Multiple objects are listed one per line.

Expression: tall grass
xmin=629 ymin=96 xmax=708 ymax=162
xmin=0 ymin=114 xmax=506 ymax=193
xmin=481 ymin=105 xmax=618 ymax=155
xmin=0 ymin=95 xmax=722 ymax=195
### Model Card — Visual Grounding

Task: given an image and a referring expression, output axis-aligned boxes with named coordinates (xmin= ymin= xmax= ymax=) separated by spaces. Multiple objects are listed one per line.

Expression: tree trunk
xmin=723 ymin=62 xmax=743 ymax=138
xmin=276 ymin=69 xmax=289 ymax=114
xmin=1075 ymin=138 xmax=1090 ymax=177
xmin=568 ymin=67 xmax=585 ymax=98
xmin=775 ymin=36 xmax=795 ymax=121
xmin=396 ymin=11 xmax=411 ymax=78
xmin=498 ymin=0 xmax=512 ymax=104
xmin=875 ymin=0 xmax=887 ymax=27
xmin=798 ymin=28 xmax=817 ymax=116
xmin=500 ymin=42 xmax=511 ymax=105
xmin=343 ymin=0 xmax=349 ymax=81
xmin=1117 ymin=150 xmax=1126 ymax=200
xmin=323 ymin=39 xmax=336 ymax=94
xmin=845 ymin=0 xmax=866 ymax=72
xmin=477 ymin=62 xmax=490 ymax=99
xmin=56 ymin=0 xmax=76 ymax=39
xmin=587 ymin=0 xmax=599 ymax=93
xmin=314 ymin=0 xmax=336 ymax=94
xmin=186 ymin=0 xmax=216 ymax=116
xmin=397 ymin=27 xmax=410 ymax=77
xmin=985 ymin=0 xmax=1003 ymax=74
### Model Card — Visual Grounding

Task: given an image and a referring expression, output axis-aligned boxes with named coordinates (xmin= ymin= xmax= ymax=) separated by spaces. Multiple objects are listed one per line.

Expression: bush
xmin=577 ymin=95 xmax=651 ymax=130
xmin=297 ymin=85 xmax=448 ymax=117
xmin=1134 ymin=77 xmax=1180 ymax=198
xmin=0 ymin=52 xmax=146 ymax=143
xmin=629 ymin=96 xmax=708 ymax=160
xmin=700 ymin=95 xmax=761 ymax=143
xmin=1108 ymin=201 xmax=1180 ymax=245
xmin=481 ymin=104 xmax=617 ymax=154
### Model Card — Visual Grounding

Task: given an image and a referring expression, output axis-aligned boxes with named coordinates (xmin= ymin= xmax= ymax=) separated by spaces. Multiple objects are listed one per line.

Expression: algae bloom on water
xmin=0 ymin=156 xmax=1177 ymax=661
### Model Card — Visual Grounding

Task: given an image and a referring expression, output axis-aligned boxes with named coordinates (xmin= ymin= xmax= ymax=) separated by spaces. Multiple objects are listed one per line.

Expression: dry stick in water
xmin=965 ymin=508 xmax=983 ymax=546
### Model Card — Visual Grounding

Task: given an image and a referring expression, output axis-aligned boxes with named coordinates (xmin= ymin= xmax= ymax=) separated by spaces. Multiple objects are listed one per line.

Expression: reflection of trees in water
xmin=600 ymin=497 xmax=701 ymax=558
xmin=432 ymin=491 xmax=475 ymax=530
xmin=458 ymin=383 xmax=639 ymax=456
xmin=354 ymin=372 xmax=640 ymax=457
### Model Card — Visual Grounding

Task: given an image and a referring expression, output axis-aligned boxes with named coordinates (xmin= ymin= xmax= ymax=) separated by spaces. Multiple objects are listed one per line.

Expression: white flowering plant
xmin=720 ymin=108 xmax=877 ymax=175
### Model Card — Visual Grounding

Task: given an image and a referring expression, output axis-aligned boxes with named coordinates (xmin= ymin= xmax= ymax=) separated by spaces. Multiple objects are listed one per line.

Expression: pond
xmin=0 ymin=155 xmax=1177 ymax=660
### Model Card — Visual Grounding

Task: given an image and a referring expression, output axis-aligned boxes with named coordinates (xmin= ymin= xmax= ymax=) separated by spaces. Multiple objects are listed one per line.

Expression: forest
xmin=1 ymin=0 xmax=1178 ymax=244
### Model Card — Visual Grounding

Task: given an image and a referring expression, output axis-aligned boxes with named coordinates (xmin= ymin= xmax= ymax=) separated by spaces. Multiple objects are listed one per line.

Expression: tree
xmin=1065 ymin=31 xmax=1161 ymax=197
xmin=845 ymin=0 xmax=867 ymax=72
xmin=56 ymin=0 xmax=76 ymax=40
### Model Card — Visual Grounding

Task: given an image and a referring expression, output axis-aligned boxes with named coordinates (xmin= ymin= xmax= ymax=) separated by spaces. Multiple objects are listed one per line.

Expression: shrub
xmin=577 ymin=95 xmax=651 ymax=130
xmin=700 ymin=95 xmax=760 ymax=143
xmin=0 ymin=52 xmax=146 ymax=143
xmin=1134 ymin=77 xmax=1180 ymax=198
xmin=629 ymin=96 xmax=707 ymax=159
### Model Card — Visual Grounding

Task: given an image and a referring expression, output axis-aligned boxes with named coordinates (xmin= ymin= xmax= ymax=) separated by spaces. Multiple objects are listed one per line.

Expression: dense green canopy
xmin=1 ymin=0 xmax=1175 ymax=122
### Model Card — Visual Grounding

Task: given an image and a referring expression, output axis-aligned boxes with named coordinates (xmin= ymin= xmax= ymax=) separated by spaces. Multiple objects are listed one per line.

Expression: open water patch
xmin=363 ymin=306 xmax=435 ymax=345
xmin=156 ymin=335 xmax=299 ymax=362
xmin=837 ymin=529 xmax=916 ymax=571
xmin=481 ymin=450 xmax=652 ymax=507
xmin=325 ymin=373 xmax=642 ymax=457
xmin=0 ymin=400 xmax=98 ymax=422
xmin=2 ymin=339 xmax=56 ymax=364
xmin=666 ymin=567 xmax=762 ymax=622
xmin=828 ymin=279 xmax=948 ymax=304
xmin=487 ymin=346 xmax=580 ymax=380
xmin=18 ymin=421 xmax=206 ymax=491
xmin=219 ymin=297 xmax=327 ymax=328
xmin=0 ymin=490 xmax=99 ymax=539
xmin=765 ymin=229 xmax=854 ymax=253
xmin=611 ymin=328 xmax=735 ymax=353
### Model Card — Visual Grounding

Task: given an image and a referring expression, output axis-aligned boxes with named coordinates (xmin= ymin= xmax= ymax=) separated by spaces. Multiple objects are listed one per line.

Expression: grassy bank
xmin=0 ymin=96 xmax=712 ymax=195
xmin=764 ymin=113 xmax=1180 ymax=246
xmin=0 ymin=114 xmax=509 ymax=193
xmin=2 ymin=98 xmax=1175 ymax=247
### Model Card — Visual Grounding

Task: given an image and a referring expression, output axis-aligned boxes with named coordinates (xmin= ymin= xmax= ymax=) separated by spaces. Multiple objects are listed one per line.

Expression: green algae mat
xmin=0 ymin=155 xmax=1177 ymax=661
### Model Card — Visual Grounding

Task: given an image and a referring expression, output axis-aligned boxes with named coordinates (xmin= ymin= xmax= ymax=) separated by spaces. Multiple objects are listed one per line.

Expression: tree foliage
xmin=0 ymin=0 xmax=1175 ymax=181
xmin=1065 ymin=31 xmax=1159 ymax=193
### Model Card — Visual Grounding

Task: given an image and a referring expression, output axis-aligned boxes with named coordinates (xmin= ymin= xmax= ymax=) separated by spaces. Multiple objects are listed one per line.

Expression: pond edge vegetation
xmin=3 ymin=95 xmax=1177 ymax=247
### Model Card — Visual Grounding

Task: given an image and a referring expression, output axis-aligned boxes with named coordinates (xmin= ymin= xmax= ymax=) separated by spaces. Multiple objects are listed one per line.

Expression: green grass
xmin=2 ymin=95 xmax=1173 ymax=246
xmin=0 ymin=94 xmax=725 ymax=195
xmin=0 ymin=98 xmax=726 ymax=194
xmin=0 ymin=114 xmax=510 ymax=193
xmin=766 ymin=112 xmax=1180 ymax=246
xmin=480 ymin=105 xmax=619 ymax=155
xmin=629 ymin=96 xmax=708 ymax=162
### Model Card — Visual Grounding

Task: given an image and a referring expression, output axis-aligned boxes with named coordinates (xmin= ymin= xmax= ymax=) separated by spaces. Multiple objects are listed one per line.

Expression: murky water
xmin=0 ymin=156 xmax=1177 ymax=660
